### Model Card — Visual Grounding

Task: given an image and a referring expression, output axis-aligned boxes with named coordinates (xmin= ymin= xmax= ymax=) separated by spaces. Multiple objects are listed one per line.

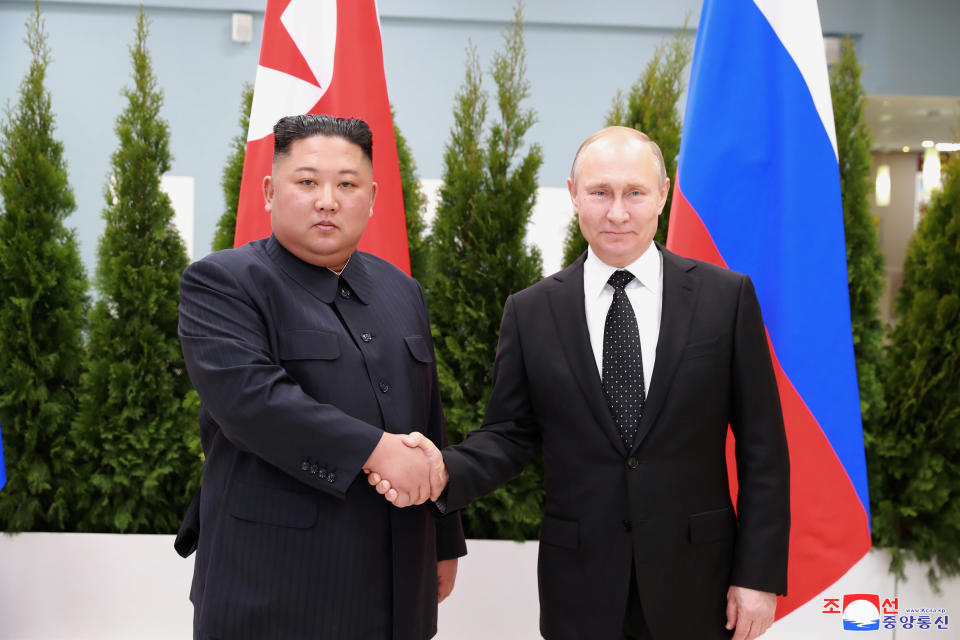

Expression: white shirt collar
xmin=583 ymin=242 xmax=661 ymax=301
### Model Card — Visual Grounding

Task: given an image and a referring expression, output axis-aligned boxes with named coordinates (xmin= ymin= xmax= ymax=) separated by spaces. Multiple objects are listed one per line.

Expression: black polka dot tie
xmin=602 ymin=270 xmax=646 ymax=450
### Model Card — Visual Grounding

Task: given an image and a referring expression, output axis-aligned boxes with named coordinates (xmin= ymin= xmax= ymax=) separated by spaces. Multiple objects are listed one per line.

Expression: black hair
xmin=272 ymin=114 xmax=373 ymax=164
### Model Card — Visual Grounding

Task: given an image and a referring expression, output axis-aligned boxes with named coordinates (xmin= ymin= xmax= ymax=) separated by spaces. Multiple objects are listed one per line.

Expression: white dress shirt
xmin=583 ymin=243 xmax=663 ymax=395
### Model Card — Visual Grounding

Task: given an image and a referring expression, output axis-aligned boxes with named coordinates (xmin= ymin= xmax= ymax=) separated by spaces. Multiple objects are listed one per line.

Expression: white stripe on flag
xmin=752 ymin=0 xmax=838 ymax=158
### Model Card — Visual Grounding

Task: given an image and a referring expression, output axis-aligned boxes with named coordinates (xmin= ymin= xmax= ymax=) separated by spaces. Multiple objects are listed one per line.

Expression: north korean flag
xmin=234 ymin=0 xmax=409 ymax=273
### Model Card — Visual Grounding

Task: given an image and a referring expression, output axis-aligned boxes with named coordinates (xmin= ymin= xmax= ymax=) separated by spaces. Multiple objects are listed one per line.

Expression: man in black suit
xmin=176 ymin=114 xmax=465 ymax=640
xmin=372 ymin=126 xmax=789 ymax=639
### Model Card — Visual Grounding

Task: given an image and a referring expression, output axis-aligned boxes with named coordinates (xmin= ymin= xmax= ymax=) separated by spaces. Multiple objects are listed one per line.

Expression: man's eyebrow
xmin=291 ymin=167 xmax=360 ymax=175
xmin=584 ymin=180 xmax=650 ymax=190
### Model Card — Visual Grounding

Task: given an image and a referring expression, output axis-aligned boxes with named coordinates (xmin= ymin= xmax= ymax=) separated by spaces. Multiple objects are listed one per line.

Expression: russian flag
xmin=667 ymin=0 xmax=871 ymax=618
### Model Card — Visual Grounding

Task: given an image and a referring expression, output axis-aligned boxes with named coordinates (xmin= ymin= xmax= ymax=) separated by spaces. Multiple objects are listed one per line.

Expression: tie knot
xmin=607 ymin=270 xmax=635 ymax=291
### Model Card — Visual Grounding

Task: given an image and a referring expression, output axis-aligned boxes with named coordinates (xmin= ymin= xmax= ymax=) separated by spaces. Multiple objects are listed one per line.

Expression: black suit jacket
xmin=443 ymin=246 xmax=789 ymax=639
xmin=178 ymin=236 xmax=465 ymax=640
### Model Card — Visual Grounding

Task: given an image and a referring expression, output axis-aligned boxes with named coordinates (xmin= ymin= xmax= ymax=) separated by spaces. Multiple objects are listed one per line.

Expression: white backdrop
xmin=1 ymin=533 xmax=957 ymax=639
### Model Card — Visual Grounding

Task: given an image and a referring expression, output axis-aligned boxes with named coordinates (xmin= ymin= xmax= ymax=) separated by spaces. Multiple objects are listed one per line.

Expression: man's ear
xmin=567 ymin=176 xmax=578 ymax=213
xmin=658 ymin=177 xmax=671 ymax=215
xmin=368 ymin=181 xmax=378 ymax=218
xmin=263 ymin=175 xmax=275 ymax=213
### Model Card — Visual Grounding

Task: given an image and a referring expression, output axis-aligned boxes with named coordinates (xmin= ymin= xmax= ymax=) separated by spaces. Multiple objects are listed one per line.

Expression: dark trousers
xmin=622 ymin=561 xmax=653 ymax=640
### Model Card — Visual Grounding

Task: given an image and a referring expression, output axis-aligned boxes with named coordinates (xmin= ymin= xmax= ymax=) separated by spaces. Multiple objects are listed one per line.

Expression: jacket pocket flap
xmin=404 ymin=335 xmax=434 ymax=363
xmin=683 ymin=336 xmax=720 ymax=359
xmin=278 ymin=330 xmax=340 ymax=361
xmin=688 ymin=507 xmax=735 ymax=544
xmin=228 ymin=483 xmax=318 ymax=529
xmin=539 ymin=515 xmax=579 ymax=550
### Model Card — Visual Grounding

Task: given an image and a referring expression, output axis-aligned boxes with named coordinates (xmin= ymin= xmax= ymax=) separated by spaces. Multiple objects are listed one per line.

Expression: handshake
xmin=362 ymin=432 xmax=448 ymax=507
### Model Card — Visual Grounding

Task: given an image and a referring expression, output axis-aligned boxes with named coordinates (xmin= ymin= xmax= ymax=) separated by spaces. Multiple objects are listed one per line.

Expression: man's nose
xmin=607 ymin=196 xmax=628 ymax=223
xmin=314 ymin=184 xmax=338 ymax=211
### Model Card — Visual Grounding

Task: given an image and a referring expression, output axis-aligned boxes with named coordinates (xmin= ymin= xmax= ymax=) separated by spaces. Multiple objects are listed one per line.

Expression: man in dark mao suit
xmin=176 ymin=115 xmax=465 ymax=640
xmin=372 ymin=126 xmax=789 ymax=640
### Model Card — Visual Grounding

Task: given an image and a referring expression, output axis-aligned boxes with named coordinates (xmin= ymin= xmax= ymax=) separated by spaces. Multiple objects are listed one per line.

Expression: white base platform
xmin=0 ymin=533 xmax=956 ymax=639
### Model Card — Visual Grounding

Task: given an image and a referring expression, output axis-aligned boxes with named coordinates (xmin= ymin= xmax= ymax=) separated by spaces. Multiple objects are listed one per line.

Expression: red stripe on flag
xmin=766 ymin=339 xmax=871 ymax=618
xmin=670 ymin=184 xmax=871 ymax=618
xmin=665 ymin=179 xmax=726 ymax=269
xmin=235 ymin=137 xmax=274 ymax=248
xmin=309 ymin=1 xmax=407 ymax=271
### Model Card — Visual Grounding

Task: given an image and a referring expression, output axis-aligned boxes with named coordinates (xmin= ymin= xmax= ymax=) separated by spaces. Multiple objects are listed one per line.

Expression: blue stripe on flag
xmin=676 ymin=0 xmax=868 ymax=513
xmin=0 ymin=419 xmax=6 ymax=491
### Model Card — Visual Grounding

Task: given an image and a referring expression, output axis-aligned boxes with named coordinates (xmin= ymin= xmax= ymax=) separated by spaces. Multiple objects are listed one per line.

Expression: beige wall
xmin=869 ymin=150 xmax=920 ymax=325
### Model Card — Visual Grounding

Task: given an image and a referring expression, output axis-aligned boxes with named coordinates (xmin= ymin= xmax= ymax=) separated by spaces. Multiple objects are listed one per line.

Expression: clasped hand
xmin=362 ymin=432 xmax=448 ymax=507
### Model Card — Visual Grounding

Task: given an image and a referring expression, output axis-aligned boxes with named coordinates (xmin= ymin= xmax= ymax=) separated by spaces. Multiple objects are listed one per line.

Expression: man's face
xmin=264 ymin=134 xmax=377 ymax=269
xmin=567 ymin=135 xmax=669 ymax=268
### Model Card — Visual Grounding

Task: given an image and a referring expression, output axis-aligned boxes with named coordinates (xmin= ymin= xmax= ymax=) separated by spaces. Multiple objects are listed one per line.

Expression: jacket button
xmin=627 ymin=457 xmax=639 ymax=470
xmin=310 ymin=464 xmax=319 ymax=475
xmin=361 ymin=332 xmax=373 ymax=343
xmin=326 ymin=473 xmax=337 ymax=483
xmin=339 ymin=287 xmax=351 ymax=299
xmin=300 ymin=461 xmax=310 ymax=472
xmin=318 ymin=469 xmax=327 ymax=479
xmin=623 ymin=520 xmax=632 ymax=532
xmin=379 ymin=381 xmax=390 ymax=393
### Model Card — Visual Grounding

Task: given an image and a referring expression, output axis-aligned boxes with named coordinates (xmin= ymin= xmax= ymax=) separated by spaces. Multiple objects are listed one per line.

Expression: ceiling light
xmin=922 ymin=140 xmax=935 ymax=148
xmin=875 ymin=165 xmax=891 ymax=207
xmin=935 ymin=142 xmax=960 ymax=152
xmin=902 ymin=146 xmax=910 ymax=153
xmin=922 ymin=148 xmax=942 ymax=201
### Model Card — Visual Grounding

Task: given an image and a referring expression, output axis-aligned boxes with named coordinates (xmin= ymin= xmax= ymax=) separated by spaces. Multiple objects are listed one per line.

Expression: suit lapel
xmin=630 ymin=245 xmax=699 ymax=454
xmin=546 ymin=255 xmax=625 ymax=454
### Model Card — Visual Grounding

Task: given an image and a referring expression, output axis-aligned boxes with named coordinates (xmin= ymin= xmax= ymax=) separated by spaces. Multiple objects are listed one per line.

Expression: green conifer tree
xmin=562 ymin=24 xmax=692 ymax=266
xmin=393 ymin=106 xmax=429 ymax=281
xmin=211 ymin=82 xmax=253 ymax=252
xmin=869 ymin=151 xmax=960 ymax=587
xmin=72 ymin=9 xmax=198 ymax=533
xmin=427 ymin=5 xmax=544 ymax=539
xmin=0 ymin=4 xmax=88 ymax=531
xmin=561 ymin=207 xmax=587 ymax=269
xmin=829 ymin=38 xmax=886 ymax=429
